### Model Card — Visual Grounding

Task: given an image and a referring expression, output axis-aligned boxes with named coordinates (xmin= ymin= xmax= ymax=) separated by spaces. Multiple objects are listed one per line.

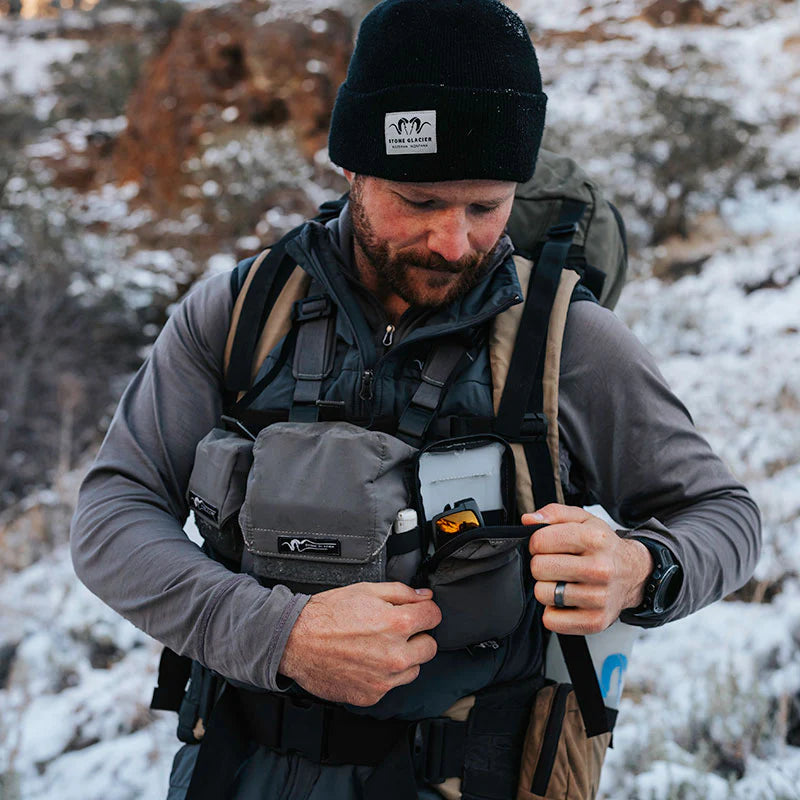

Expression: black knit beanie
xmin=329 ymin=0 xmax=547 ymax=183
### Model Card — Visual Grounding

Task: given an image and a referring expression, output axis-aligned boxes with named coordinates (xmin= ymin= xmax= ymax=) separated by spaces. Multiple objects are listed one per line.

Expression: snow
xmin=1 ymin=0 xmax=799 ymax=798
xmin=0 ymin=35 xmax=87 ymax=98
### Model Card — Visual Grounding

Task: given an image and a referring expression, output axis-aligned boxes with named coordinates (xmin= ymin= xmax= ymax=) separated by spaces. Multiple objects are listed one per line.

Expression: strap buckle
xmin=293 ymin=294 xmax=332 ymax=322
xmin=518 ymin=412 xmax=548 ymax=441
xmin=547 ymin=220 xmax=579 ymax=240
xmin=279 ymin=697 xmax=327 ymax=761
xmin=495 ymin=412 xmax=549 ymax=443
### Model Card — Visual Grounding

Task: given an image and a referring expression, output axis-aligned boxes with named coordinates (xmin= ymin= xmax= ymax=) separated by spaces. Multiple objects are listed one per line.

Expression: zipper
xmin=361 ymin=293 xmax=522 ymax=415
xmin=294 ymin=232 xmax=523 ymax=420
xmin=359 ymin=369 xmax=374 ymax=402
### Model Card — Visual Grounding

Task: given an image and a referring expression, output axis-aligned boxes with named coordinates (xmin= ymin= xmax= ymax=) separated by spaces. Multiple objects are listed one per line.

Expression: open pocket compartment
xmin=417 ymin=525 xmax=531 ymax=651
xmin=415 ymin=434 xmax=518 ymax=544
xmin=238 ymin=421 xmax=417 ymax=592
xmin=413 ymin=435 xmax=530 ymax=650
xmin=186 ymin=428 xmax=254 ymax=563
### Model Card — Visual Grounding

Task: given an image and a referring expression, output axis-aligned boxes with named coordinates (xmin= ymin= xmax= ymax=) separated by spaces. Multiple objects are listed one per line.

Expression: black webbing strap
xmin=416 ymin=717 xmax=468 ymax=785
xmin=289 ymin=279 xmax=337 ymax=422
xmin=396 ymin=339 xmax=472 ymax=447
xmin=386 ymin=525 xmax=422 ymax=557
xmin=225 ymin=242 xmax=299 ymax=393
xmin=495 ymin=199 xmax=587 ymax=508
xmin=186 ymin=685 xmax=416 ymax=800
xmin=555 ymin=634 xmax=613 ymax=737
xmin=461 ymin=677 xmax=544 ymax=800
xmin=150 ymin=647 xmax=192 ymax=712
xmin=493 ymin=200 xmax=611 ymax=739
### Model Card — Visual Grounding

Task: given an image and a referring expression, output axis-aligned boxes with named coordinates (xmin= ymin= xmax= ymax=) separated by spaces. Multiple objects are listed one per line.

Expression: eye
xmin=469 ymin=203 xmax=500 ymax=215
xmin=400 ymin=196 xmax=435 ymax=210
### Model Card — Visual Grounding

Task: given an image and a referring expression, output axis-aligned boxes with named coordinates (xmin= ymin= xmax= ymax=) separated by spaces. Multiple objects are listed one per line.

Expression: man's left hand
xmin=523 ymin=504 xmax=653 ymax=635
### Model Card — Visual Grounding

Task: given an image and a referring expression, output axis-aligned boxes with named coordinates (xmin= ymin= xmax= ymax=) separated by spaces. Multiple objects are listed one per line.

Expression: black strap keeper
xmin=293 ymin=294 xmax=332 ymax=322
xmin=547 ymin=220 xmax=580 ymax=239
xmin=417 ymin=718 xmax=467 ymax=786
xmin=495 ymin=412 xmax=548 ymax=442
xmin=279 ymin=698 xmax=326 ymax=761
xmin=519 ymin=412 xmax=548 ymax=439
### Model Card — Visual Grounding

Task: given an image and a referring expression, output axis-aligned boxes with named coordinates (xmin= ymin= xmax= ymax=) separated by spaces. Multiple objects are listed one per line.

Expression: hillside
xmin=1 ymin=1 xmax=798 ymax=798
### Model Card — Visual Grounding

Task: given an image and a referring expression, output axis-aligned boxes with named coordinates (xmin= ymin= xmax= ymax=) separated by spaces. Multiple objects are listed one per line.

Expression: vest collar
xmin=285 ymin=215 xmax=523 ymax=341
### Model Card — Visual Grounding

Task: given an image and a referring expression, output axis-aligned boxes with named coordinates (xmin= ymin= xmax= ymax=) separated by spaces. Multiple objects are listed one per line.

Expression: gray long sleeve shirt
xmin=70 ymin=227 xmax=761 ymax=693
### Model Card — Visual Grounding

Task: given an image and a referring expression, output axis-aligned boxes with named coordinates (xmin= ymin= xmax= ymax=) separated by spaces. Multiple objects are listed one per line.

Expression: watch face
xmin=652 ymin=563 xmax=680 ymax=613
xmin=631 ymin=537 xmax=682 ymax=617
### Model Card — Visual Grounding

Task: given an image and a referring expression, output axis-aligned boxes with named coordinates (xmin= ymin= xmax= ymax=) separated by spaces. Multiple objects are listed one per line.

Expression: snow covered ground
xmin=1 ymin=0 xmax=799 ymax=798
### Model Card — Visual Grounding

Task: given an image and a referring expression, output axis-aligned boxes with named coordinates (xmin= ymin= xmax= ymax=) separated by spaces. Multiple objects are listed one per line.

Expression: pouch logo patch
xmin=385 ymin=110 xmax=437 ymax=155
xmin=278 ymin=537 xmax=341 ymax=556
xmin=188 ymin=491 xmax=218 ymax=522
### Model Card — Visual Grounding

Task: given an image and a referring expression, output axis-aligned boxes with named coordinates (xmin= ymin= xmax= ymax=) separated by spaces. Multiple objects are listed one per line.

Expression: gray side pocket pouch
xmin=420 ymin=527 xmax=529 ymax=651
xmin=187 ymin=428 xmax=254 ymax=563
xmin=239 ymin=421 xmax=417 ymax=591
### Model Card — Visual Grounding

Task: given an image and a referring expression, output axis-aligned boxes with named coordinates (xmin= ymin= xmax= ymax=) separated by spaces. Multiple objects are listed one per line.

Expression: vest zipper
xmin=360 ymin=294 xmax=522 ymax=418
xmin=298 ymin=234 xmax=523 ymax=421
xmin=359 ymin=369 xmax=375 ymax=402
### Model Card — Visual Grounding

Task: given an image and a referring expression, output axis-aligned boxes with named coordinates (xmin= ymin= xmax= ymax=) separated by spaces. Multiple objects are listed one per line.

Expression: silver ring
xmin=554 ymin=581 xmax=567 ymax=609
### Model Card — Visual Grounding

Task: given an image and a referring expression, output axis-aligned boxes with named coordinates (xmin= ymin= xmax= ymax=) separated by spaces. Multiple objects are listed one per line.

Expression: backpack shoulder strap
xmin=224 ymin=258 xmax=310 ymax=400
xmin=224 ymin=196 xmax=349 ymax=395
xmin=491 ymin=258 xmax=579 ymax=515
xmin=492 ymin=197 xmax=588 ymax=514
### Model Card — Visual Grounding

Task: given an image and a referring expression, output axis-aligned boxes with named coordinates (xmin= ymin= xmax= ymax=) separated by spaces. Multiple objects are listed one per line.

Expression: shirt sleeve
xmin=70 ymin=272 xmax=309 ymax=689
xmin=557 ymin=300 xmax=761 ymax=627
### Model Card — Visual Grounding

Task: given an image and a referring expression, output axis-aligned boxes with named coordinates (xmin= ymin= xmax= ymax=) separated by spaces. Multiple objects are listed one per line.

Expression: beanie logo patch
xmin=385 ymin=110 xmax=437 ymax=155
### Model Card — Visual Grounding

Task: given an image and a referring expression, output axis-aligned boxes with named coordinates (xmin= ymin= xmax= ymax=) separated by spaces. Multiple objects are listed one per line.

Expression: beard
xmin=349 ymin=179 xmax=499 ymax=309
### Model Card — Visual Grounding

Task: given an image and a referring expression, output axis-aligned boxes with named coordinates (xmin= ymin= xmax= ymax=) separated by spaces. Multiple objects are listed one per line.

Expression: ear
xmin=342 ymin=169 xmax=355 ymax=184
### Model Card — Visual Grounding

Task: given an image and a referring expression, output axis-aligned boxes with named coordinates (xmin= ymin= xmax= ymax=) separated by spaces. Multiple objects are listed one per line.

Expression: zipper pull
xmin=359 ymin=369 xmax=374 ymax=401
xmin=382 ymin=324 xmax=395 ymax=348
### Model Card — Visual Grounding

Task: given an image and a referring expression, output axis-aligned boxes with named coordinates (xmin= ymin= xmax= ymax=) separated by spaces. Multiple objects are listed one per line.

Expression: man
xmin=70 ymin=1 xmax=761 ymax=798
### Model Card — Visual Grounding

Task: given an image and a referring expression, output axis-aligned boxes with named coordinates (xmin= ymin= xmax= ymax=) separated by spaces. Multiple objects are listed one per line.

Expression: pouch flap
xmin=187 ymin=428 xmax=254 ymax=525
xmin=240 ymin=422 xmax=417 ymax=564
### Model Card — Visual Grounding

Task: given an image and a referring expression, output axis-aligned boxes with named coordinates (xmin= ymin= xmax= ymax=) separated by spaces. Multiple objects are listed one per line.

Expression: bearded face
xmin=348 ymin=175 xmax=512 ymax=310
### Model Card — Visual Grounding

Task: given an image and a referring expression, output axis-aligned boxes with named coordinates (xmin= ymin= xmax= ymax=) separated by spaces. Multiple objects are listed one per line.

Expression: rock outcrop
xmin=113 ymin=2 xmax=353 ymax=210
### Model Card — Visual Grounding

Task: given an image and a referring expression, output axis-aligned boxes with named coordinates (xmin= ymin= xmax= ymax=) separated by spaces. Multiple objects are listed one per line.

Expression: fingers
xmin=541 ymin=606 xmax=612 ymax=636
xmin=522 ymin=503 xmax=593 ymax=526
xmin=366 ymin=581 xmax=434 ymax=605
xmin=531 ymin=552 xmax=613 ymax=584
xmin=396 ymin=599 xmax=443 ymax=637
xmin=533 ymin=580 xmax=607 ymax=611
xmin=528 ymin=523 xmax=588 ymax=556
xmin=405 ymin=632 xmax=438 ymax=666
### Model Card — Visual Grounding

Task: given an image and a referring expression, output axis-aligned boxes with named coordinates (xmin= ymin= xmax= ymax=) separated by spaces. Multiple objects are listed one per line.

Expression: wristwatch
xmin=625 ymin=536 xmax=682 ymax=619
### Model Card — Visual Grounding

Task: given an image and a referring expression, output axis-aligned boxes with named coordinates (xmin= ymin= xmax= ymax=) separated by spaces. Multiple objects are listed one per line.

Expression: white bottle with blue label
xmin=544 ymin=620 xmax=638 ymax=710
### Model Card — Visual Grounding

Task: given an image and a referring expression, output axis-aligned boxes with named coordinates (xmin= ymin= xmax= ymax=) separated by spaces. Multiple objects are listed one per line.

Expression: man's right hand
xmin=277 ymin=582 xmax=441 ymax=706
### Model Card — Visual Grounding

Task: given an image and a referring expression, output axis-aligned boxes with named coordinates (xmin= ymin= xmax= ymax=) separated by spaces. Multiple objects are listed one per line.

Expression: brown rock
xmin=539 ymin=22 xmax=635 ymax=46
xmin=113 ymin=3 xmax=354 ymax=211
xmin=640 ymin=0 xmax=720 ymax=27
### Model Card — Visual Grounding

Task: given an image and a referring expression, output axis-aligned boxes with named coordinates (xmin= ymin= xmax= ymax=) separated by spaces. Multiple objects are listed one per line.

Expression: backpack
xmin=507 ymin=148 xmax=627 ymax=311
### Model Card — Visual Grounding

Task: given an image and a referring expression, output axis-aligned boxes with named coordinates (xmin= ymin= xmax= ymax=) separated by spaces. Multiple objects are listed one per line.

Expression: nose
xmin=426 ymin=209 xmax=471 ymax=263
